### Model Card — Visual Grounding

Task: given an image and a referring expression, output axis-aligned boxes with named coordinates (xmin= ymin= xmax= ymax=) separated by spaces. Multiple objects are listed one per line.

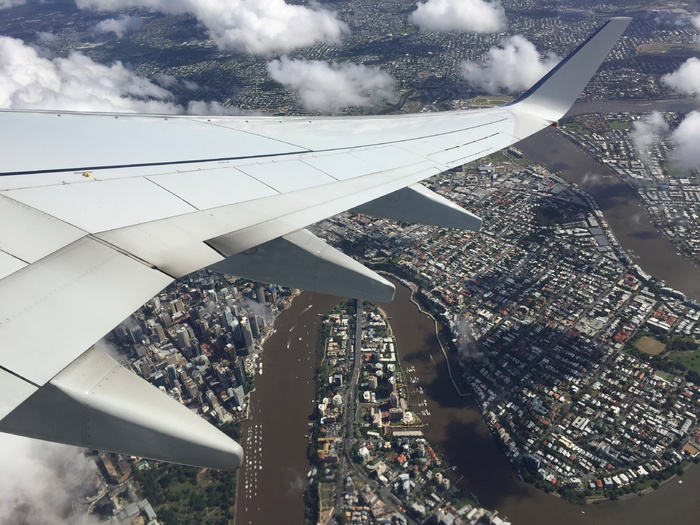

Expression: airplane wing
xmin=0 ymin=18 xmax=630 ymax=470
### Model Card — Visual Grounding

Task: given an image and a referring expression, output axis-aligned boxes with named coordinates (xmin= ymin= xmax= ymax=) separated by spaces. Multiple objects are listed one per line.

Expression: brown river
xmin=236 ymin=99 xmax=700 ymax=524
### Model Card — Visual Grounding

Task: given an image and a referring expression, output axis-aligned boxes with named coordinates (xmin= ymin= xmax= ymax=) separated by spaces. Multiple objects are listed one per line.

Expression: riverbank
xmin=304 ymin=298 xmax=508 ymax=524
xmin=379 ymin=281 xmax=700 ymax=525
xmin=521 ymin=100 xmax=700 ymax=301
xmin=235 ymin=292 xmax=342 ymax=525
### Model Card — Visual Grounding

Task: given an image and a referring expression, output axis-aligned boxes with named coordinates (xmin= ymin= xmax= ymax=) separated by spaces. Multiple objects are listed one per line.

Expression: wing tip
xmin=508 ymin=17 xmax=631 ymax=120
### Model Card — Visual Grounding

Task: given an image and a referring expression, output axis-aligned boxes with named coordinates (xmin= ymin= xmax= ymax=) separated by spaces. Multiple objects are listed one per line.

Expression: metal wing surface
xmin=0 ymin=18 xmax=630 ymax=469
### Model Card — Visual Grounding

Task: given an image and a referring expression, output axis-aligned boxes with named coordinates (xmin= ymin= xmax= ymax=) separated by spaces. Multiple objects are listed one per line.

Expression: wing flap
xmin=0 ymin=369 xmax=37 ymax=420
xmin=0 ymin=194 xmax=85 ymax=264
xmin=209 ymin=229 xmax=395 ymax=302
xmin=148 ymin=167 xmax=279 ymax=210
xmin=96 ymin=158 xmax=444 ymax=278
xmin=0 ymin=347 xmax=243 ymax=470
xmin=0 ymin=237 xmax=172 ymax=384
xmin=355 ymin=184 xmax=483 ymax=231
xmin=0 ymin=251 xmax=27 ymax=280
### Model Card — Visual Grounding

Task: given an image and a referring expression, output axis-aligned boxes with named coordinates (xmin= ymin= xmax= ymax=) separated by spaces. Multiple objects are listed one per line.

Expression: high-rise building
xmin=170 ymin=299 xmax=185 ymax=314
xmin=368 ymin=376 xmax=378 ymax=390
xmin=153 ymin=322 xmax=167 ymax=343
xmin=233 ymin=357 xmax=246 ymax=386
xmin=195 ymin=318 xmax=209 ymax=338
xmin=128 ymin=326 xmax=144 ymax=345
xmin=223 ymin=307 xmax=235 ymax=329
xmin=239 ymin=317 xmax=254 ymax=354
xmin=113 ymin=325 xmax=128 ymax=345
xmin=190 ymin=336 xmax=201 ymax=357
xmin=165 ymin=364 xmax=178 ymax=388
xmin=249 ymin=316 xmax=260 ymax=338
xmin=159 ymin=312 xmax=172 ymax=328
xmin=226 ymin=344 xmax=237 ymax=362
xmin=140 ymin=362 xmax=153 ymax=379
xmin=175 ymin=326 xmax=190 ymax=350
xmin=214 ymin=365 xmax=231 ymax=389
xmin=230 ymin=316 xmax=242 ymax=343
xmin=151 ymin=371 xmax=166 ymax=388
xmin=184 ymin=379 xmax=199 ymax=399
xmin=231 ymin=385 xmax=245 ymax=407
xmin=390 ymin=392 xmax=400 ymax=408
xmin=255 ymin=282 xmax=266 ymax=304
xmin=255 ymin=315 xmax=265 ymax=330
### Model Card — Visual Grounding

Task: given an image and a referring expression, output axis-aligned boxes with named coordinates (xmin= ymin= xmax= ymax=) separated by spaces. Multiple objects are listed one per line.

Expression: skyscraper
xmin=249 ymin=316 xmax=260 ymax=338
xmin=255 ymin=282 xmax=266 ymax=304
xmin=239 ymin=317 xmax=254 ymax=355
xmin=233 ymin=357 xmax=246 ymax=386
xmin=175 ymin=326 xmax=190 ymax=350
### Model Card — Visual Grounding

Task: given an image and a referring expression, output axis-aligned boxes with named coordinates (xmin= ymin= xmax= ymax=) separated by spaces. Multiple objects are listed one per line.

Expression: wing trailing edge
xmin=0 ymin=347 xmax=244 ymax=470
xmin=354 ymin=184 xmax=482 ymax=231
xmin=209 ymin=228 xmax=396 ymax=302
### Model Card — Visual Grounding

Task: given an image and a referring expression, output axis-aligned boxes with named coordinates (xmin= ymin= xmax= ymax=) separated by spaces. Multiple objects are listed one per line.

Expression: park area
xmin=634 ymin=336 xmax=665 ymax=355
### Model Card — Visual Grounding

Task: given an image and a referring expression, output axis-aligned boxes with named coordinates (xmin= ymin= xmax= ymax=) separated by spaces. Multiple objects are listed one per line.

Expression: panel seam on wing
xmin=0 ymin=365 xmax=40 ymax=388
xmin=145 ymin=176 xmax=200 ymax=211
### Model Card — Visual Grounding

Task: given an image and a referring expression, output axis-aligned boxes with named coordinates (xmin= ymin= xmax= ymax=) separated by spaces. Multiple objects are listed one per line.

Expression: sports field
xmin=635 ymin=336 xmax=665 ymax=355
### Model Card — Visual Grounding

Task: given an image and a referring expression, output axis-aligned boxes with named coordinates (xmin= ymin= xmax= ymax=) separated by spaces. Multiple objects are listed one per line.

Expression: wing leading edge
xmin=0 ymin=18 xmax=630 ymax=470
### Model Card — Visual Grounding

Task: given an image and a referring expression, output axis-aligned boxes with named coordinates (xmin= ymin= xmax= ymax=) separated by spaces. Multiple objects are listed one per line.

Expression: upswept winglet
xmin=508 ymin=17 xmax=631 ymax=133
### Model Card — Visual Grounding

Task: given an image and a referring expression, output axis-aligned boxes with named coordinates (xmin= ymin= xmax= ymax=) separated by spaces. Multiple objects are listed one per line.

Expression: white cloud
xmin=0 ymin=0 xmax=26 ymax=9
xmin=75 ymin=0 xmax=349 ymax=55
xmin=186 ymin=100 xmax=249 ymax=115
xmin=95 ymin=14 xmax=143 ymax=38
xmin=0 ymin=35 xmax=240 ymax=114
xmin=670 ymin=110 xmax=700 ymax=168
xmin=659 ymin=57 xmax=700 ymax=168
xmin=0 ymin=35 xmax=179 ymax=111
xmin=36 ymin=32 xmax=60 ymax=45
xmin=409 ymin=0 xmax=506 ymax=33
xmin=630 ymin=111 xmax=669 ymax=163
xmin=0 ymin=434 xmax=105 ymax=525
xmin=461 ymin=35 xmax=558 ymax=94
xmin=662 ymin=57 xmax=700 ymax=96
xmin=267 ymin=57 xmax=396 ymax=113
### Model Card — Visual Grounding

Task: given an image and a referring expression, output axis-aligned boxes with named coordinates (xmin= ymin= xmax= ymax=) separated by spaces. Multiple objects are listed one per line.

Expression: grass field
xmin=662 ymin=160 xmax=692 ymax=178
xmin=471 ymin=96 xmax=511 ymax=106
xmin=654 ymin=370 xmax=675 ymax=382
xmin=636 ymin=43 xmax=699 ymax=56
xmin=635 ymin=336 xmax=666 ymax=355
xmin=670 ymin=350 xmax=700 ymax=374
xmin=609 ymin=120 xmax=631 ymax=131
xmin=319 ymin=482 xmax=336 ymax=511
